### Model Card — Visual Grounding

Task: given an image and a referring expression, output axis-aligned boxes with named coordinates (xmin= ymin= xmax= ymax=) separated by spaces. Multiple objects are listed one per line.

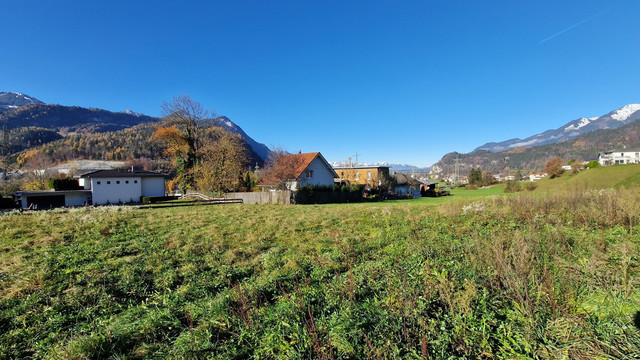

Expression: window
xmin=134 ymin=180 xmax=138 ymax=184
xmin=116 ymin=181 xmax=120 ymax=184
xmin=305 ymin=170 xmax=313 ymax=178
xmin=125 ymin=180 xmax=129 ymax=184
xmin=367 ymin=171 xmax=372 ymax=180
xmin=97 ymin=181 xmax=101 ymax=185
xmin=107 ymin=181 xmax=111 ymax=184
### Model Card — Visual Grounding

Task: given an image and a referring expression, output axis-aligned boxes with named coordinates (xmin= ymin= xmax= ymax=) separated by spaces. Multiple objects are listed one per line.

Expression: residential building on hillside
xmin=599 ymin=149 xmax=640 ymax=166
xmin=333 ymin=166 xmax=392 ymax=190
xmin=528 ymin=172 xmax=548 ymax=181
xmin=14 ymin=169 xmax=166 ymax=209
xmin=259 ymin=152 xmax=338 ymax=191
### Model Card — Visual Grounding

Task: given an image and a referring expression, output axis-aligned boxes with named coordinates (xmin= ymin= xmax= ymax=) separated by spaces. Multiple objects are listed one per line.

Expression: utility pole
xmin=353 ymin=152 xmax=360 ymax=166
xmin=454 ymin=157 xmax=460 ymax=186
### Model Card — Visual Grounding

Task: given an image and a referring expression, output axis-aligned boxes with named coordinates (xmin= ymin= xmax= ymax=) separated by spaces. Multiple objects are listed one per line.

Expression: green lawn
xmin=533 ymin=163 xmax=640 ymax=194
xmin=1 ymin=188 xmax=639 ymax=359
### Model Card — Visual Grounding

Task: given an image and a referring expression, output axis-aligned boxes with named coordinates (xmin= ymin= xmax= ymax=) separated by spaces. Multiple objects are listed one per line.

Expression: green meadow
xmin=1 ymin=169 xmax=640 ymax=359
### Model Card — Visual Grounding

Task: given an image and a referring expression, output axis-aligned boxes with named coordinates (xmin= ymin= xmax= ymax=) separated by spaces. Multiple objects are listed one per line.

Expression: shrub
xmin=586 ymin=160 xmax=600 ymax=169
xmin=503 ymin=180 xmax=521 ymax=193
xmin=48 ymin=178 xmax=81 ymax=191
xmin=294 ymin=184 xmax=363 ymax=204
xmin=141 ymin=196 xmax=178 ymax=204
xmin=524 ymin=182 xmax=538 ymax=191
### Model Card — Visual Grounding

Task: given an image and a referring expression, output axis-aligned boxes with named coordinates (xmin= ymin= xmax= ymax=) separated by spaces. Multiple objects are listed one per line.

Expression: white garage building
xmin=78 ymin=169 xmax=166 ymax=205
xmin=15 ymin=169 xmax=166 ymax=209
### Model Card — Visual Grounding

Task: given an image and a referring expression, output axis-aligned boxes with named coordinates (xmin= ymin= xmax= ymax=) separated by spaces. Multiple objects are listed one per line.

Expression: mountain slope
xmin=0 ymin=92 xmax=43 ymax=112
xmin=0 ymin=103 xmax=158 ymax=134
xmin=475 ymin=104 xmax=640 ymax=152
xmin=431 ymin=117 xmax=640 ymax=177
xmin=212 ymin=116 xmax=271 ymax=161
xmin=0 ymin=92 xmax=272 ymax=163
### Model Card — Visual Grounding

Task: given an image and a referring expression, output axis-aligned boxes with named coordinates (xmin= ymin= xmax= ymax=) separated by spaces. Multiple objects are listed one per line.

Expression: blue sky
xmin=3 ymin=0 xmax=639 ymax=167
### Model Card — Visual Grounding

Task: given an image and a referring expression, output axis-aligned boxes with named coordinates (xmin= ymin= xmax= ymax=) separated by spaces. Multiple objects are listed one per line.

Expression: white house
xmin=78 ymin=169 xmax=166 ymax=205
xmin=528 ymin=172 xmax=548 ymax=181
xmin=259 ymin=152 xmax=338 ymax=191
xmin=599 ymin=150 xmax=640 ymax=166
xmin=15 ymin=169 xmax=166 ymax=209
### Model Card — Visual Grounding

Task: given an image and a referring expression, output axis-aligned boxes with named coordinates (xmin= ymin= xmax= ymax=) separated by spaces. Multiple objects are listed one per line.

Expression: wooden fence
xmin=224 ymin=191 xmax=291 ymax=204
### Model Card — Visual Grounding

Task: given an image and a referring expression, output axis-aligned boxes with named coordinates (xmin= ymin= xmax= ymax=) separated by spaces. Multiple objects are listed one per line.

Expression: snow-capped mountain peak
xmin=474 ymin=103 xmax=640 ymax=153
xmin=610 ymin=103 xmax=640 ymax=121
xmin=0 ymin=92 xmax=44 ymax=112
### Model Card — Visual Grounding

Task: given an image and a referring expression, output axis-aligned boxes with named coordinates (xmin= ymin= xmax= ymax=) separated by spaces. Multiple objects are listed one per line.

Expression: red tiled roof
xmin=259 ymin=152 xmax=337 ymax=186
xmin=287 ymin=152 xmax=320 ymax=179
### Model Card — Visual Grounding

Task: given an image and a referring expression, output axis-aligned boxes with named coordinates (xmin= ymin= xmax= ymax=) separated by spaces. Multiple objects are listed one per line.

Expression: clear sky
xmin=3 ymin=0 xmax=639 ymax=167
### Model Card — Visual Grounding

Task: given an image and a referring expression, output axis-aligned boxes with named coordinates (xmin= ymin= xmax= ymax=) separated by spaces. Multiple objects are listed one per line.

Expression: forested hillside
xmin=432 ymin=118 xmax=640 ymax=176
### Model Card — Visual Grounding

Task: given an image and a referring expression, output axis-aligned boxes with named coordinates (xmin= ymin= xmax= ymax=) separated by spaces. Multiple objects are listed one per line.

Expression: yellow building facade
xmin=333 ymin=166 xmax=391 ymax=189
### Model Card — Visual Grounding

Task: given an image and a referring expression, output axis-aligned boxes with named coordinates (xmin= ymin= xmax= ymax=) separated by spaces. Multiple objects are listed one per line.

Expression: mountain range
xmin=431 ymin=103 xmax=640 ymax=177
xmin=0 ymin=92 xmax=271 ymax=164
xmin=474 ymin=104 xmax=640 ymax=152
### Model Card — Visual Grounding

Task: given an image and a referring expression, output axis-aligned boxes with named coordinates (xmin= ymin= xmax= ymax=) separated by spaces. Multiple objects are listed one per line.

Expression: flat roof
xmin=79 ymin=169 xmax=166 ymax=178
xmin=14 ymin=190 xmax=92 ymax=196
xmin=333 ymin=166 xmax=390 ymax=170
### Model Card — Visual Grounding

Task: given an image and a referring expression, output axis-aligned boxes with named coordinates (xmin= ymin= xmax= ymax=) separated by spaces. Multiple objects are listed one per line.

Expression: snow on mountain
xmin=475 ymin=103 xmax=640 ymax=153
xmin=610 ymin=104 xmax=640 ymax=121
xmin=211 ymin=116 xmax=271 ymax=161
xmin=0 ymin=92 xmax=44 ymax=112
xmin=329 ymin=161 xmax=428 ymax=172
xmin=564 ymin=117 xmax=597 ymax=132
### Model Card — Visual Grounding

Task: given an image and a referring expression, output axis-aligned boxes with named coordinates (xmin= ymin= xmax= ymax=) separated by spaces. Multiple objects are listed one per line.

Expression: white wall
xmin=65 ymin=192 xmax=92 ymax=206
xmin=141 ymin=177 xmax=165 ymax=197
xmin=295 ymin=157 xmax=336 ymax=188
xmin=91 ymin=177 xmax=142 ymax=204
xmin=78 ymin=178 xmax=91 ymax=190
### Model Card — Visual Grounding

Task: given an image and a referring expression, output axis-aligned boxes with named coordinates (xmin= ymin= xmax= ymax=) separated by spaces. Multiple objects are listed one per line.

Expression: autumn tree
xmin=571 ymin=159 xmax=584 ymax=174
xmin=194 ymin=127 xmax=247 ymax=194
xmin=21 ymin=151 xmax=54 ymax=190
xmin=260 ymin=149 xmax=305 ymax=190
xmin=152 ymin=95 xmax=211 ymax=191
xmin=544 ymin=157 xmax=564 ymax=179
xmin=482 ymin=170 xmax=497 ymax=185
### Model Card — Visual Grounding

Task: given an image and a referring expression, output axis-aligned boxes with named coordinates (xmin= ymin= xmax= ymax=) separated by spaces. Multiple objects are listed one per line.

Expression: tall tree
xmin=468 ymin=168 xmax=483 ymax=186
xmin=545 ymin=157 xmax=564 ymax=179
xmin=194 ymin=127 xmax=247 ymax=193
xmin=152 ymin=95 xmax=212 ymax=191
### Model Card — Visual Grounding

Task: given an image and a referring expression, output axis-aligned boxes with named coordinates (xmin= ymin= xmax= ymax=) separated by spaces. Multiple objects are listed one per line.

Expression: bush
xmin=141 ymin=196 xmax=178 ymax=204
xmin=524 ymin=182 xmax=538 ymax=191
xmin=294 ymin=184 xmax=363 ymax=204
xmin=48 ymin=178 xmax=81 ymax=191
xmin=586 ymin=161 xmax=600 ymax=169
xmin=503 ymin=180 xmax=521 ymax=193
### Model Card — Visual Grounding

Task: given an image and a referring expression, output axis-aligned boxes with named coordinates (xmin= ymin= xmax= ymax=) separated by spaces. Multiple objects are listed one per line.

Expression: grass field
xmin=1 ymin=181 xmax=640 ymax=358
xmin=533 ymin=164 xmax=640 ymax=194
